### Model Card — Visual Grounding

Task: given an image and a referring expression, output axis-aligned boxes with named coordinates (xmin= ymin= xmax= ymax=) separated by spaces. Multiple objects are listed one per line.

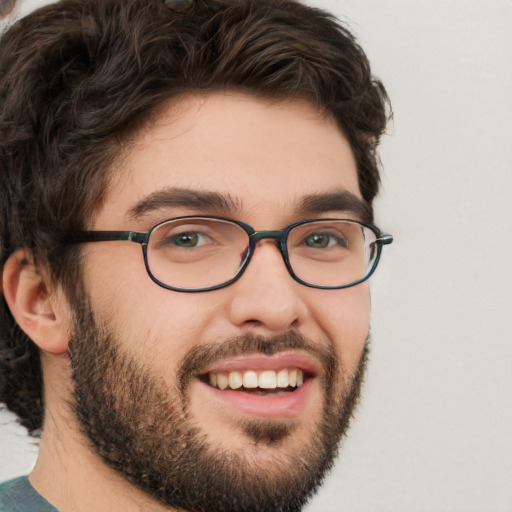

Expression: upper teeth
xmin=208 ymin=368 xmax=304 ymax=391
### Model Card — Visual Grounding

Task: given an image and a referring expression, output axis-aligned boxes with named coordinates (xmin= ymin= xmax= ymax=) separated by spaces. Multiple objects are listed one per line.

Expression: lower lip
xmin=199 ymin=379 xmax=314 ymax=419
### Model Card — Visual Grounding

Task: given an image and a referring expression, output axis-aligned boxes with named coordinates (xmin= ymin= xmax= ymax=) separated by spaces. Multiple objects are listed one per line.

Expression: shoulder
xmin=0 ymin=476 xmax=58 ymax=512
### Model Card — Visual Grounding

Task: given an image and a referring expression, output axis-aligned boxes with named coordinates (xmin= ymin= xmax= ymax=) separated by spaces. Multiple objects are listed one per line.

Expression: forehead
xmin=98 ymin=92 xmax=361 ymax=227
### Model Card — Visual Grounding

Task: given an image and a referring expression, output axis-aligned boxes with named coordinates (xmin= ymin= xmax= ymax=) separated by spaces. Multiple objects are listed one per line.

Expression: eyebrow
xmin=128 ymin=187 xmax=242 ymax=220
xmin=128 ymin=187 xmax=373 ymax=223
xmin=298 ymin=190 xmax=373 ymax=223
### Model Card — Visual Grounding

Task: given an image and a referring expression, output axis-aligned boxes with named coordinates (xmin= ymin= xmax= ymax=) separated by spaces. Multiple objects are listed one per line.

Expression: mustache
xmin=178 ymin=330 xmax=338 ymax=392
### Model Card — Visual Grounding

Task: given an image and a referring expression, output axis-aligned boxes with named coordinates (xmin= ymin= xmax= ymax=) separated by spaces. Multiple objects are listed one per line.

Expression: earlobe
xmin=2 ymin=249 xmax=70 ymax=354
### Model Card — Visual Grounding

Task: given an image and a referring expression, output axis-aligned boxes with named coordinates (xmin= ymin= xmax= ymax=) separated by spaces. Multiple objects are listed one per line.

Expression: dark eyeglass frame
xmin=67 ymin=215 xmax=393 ymax=292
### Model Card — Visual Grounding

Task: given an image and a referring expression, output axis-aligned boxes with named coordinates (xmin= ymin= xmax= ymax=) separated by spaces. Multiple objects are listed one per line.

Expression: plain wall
xmin=1 ymin=1 xmax=512 ymax=511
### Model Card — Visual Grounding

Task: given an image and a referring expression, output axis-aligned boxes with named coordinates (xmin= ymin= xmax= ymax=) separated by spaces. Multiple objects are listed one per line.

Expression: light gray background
xmin=1 ymin=1 xmax=511 ymax=511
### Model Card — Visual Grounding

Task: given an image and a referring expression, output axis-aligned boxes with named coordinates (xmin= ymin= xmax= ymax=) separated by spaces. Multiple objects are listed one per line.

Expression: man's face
xmin=72 ymin=92 xmax=371 ymax=511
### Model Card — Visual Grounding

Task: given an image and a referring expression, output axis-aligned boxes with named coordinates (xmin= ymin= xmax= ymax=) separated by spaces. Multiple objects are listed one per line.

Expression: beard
xmin=67 ymin=297 xmax=368 ymax=512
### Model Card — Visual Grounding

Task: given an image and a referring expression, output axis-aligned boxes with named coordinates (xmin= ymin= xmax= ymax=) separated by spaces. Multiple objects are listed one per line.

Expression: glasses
xmin=68 ymin=216 xmax=393 ymax=292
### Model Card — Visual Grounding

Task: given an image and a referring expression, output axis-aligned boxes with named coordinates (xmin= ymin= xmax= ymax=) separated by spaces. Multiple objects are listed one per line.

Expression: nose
xmin=227 ymin=240 xmax=308 ymax=334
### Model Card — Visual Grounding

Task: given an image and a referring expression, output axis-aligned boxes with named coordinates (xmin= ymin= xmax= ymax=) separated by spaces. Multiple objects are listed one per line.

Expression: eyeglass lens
xmin=145 ymin=218 xmax=378 ymax=290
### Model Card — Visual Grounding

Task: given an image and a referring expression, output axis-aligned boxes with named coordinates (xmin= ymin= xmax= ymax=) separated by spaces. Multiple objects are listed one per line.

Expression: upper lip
xmin=199 ymin=351 xmax=321 ymax=377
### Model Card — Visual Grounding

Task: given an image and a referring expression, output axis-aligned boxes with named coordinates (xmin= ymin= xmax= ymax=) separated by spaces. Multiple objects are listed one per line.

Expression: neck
xmin=31 ymin=420 xmax=179 ymax=512
xmin=30 ymin=356 xmax=179 ymax=512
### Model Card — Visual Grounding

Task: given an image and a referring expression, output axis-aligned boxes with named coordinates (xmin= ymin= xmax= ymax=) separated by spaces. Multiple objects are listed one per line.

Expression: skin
xmin=4 ymin=92 xmax=371 ymax=511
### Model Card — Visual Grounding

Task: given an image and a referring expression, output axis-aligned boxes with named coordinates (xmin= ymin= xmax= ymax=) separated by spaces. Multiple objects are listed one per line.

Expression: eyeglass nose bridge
xmin=249 ymin=229 xmax=285 ymax=243
xmin=245 ymin=229 xmax=291 ymax=271
xmin=248 ymin=229 xmax=288 ymax=252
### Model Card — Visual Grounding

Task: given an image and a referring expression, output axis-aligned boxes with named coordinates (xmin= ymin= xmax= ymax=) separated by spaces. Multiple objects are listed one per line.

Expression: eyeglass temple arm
xmin=65 ymin=231 xmax=147 ymax=244
xmin=376 ymin=234 xmax=393 ymax=245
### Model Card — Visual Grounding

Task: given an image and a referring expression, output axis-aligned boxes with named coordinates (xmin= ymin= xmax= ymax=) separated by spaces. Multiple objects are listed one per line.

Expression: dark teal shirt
xmin=0 ymin=477 xmax=57 ymax=512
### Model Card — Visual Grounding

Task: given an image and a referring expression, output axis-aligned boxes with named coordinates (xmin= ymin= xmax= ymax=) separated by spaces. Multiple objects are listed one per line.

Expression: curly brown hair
xmin=0 ymin=0 xmax=390 ymax=432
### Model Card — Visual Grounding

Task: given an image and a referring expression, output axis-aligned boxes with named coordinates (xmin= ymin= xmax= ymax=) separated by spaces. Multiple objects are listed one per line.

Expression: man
xmin=0 ymin=0 xmax=392 ymax=510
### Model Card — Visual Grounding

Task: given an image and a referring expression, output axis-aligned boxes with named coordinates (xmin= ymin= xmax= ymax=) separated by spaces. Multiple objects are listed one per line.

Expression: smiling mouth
xmin=202 ymin=368 xmax=307 ymax=394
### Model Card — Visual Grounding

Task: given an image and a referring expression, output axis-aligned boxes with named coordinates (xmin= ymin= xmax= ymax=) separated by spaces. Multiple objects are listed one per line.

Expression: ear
xmin=2 ymin=249 xmax=70 ymax=354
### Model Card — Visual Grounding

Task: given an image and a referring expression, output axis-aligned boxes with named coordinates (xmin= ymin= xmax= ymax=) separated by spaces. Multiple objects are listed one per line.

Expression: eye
xmin=169 ymin=231 xmax=209 ymax=248
xmin=304 ymin=232 xmax=348 ymax=249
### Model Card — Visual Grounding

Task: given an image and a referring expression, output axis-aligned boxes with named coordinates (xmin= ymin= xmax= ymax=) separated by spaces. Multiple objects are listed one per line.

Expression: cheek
xmin=82 ymin=243 xmax=212 ymax=339
xmin=136 ymin=292 xmax=235 ymax=389
xmin=312 ymin=284 xmax=370 ymax=371
xmin=87 ymin=273 xmax=225 ymax=374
